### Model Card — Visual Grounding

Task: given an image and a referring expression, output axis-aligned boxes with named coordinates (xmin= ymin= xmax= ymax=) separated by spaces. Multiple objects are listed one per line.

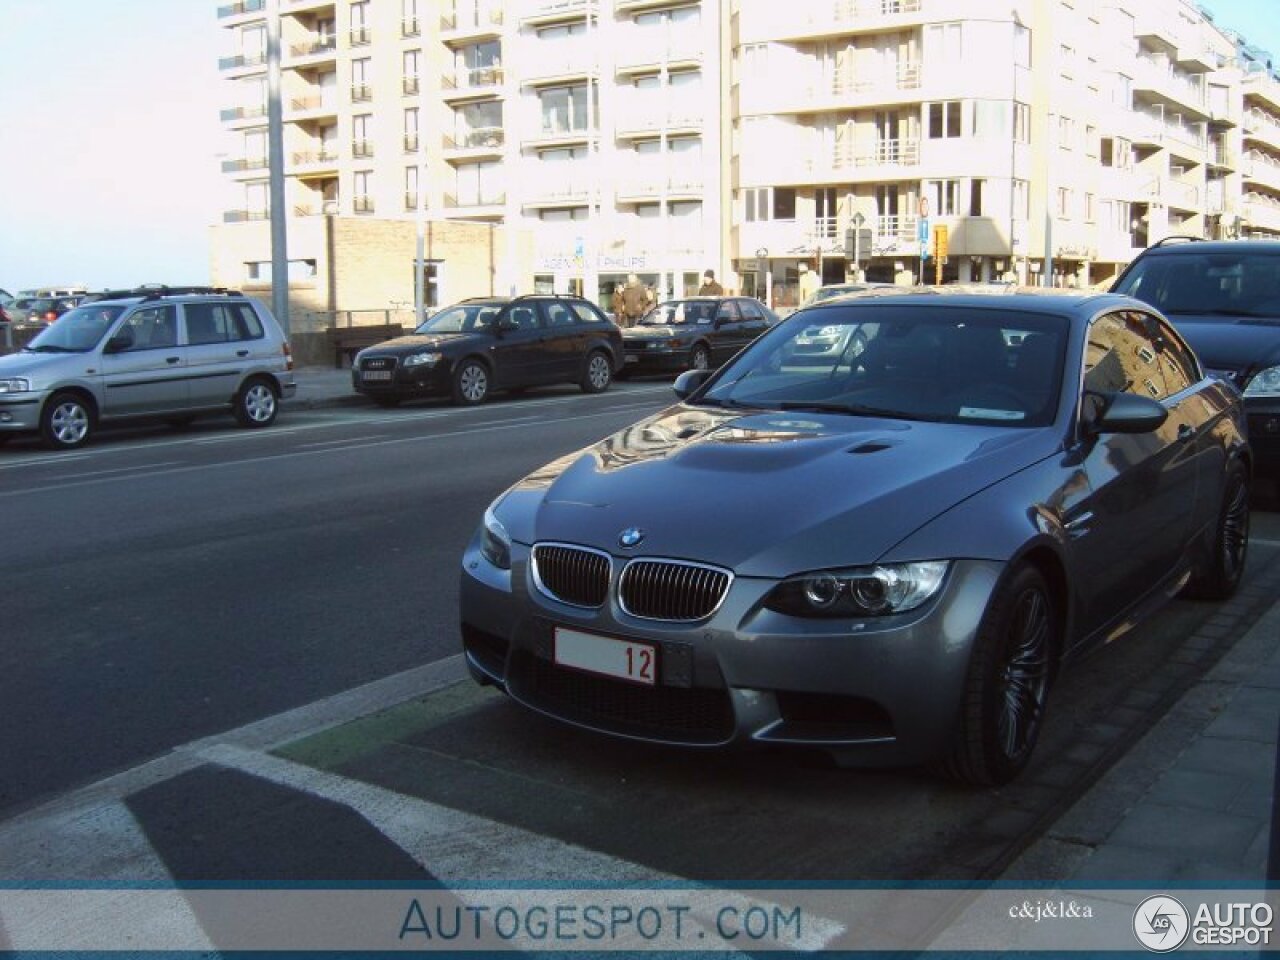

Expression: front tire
xmin=1184 ymin=460 xmax=1250 ymax=601
xmin=452 ymin=359 xmax=490 ymax=405
xmin=41 ymin=392 xmax=93 ymax=450
xmin=234 ymin=377 xmax=278 ymax=428
xmin=941 ymin=565 xmax=1056 ymax=786
xmin=580 ymin=350 xmax=612 ymax=394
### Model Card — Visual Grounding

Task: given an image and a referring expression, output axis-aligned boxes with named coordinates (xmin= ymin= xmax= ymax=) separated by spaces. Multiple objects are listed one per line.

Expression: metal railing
xmin=440 ymin=7 xmax=504 ymax=31
xmin=221 ymin=157 xmax=270 ymax=173
xmin=289 ymin=38 xmax=336 ymax=58
xmin=445 ymin=192 xmax=506 ymax=208
xmin=403 ymin=134 xmax=420 ymax=152
xmin=292 ymin=150 xmax=338 ymax=165
xmin=353 ymin=196 xmax=375 ymax=214
xmin=402 ymin=16 xmax=420 ymax=37
xmin=352 ymin=140 xmax=374 ymax=158
xmin=223 ymin=210 xmax=271 ymax=223
xmin=218 ymin=53 xmax=267 ymax=71
xmin=220 ymin=105 xmax=268 ymax=122
xmin=351 ymin=84 xmax=372 ymax=102
xmin=289 ymin=95 xmax=336 ymax=113
xmin=834 ymin=137 xmax=920 ymax=168
xmin=404 ymin=191 xmax=420 ymax=210
xmin=403 ymin=76 xmax=420 ymax=95
xmin=349 ymin=27 xmax=371 ymax=46
xmin=218 ymin=0 xmax=265 ymax=17
xmin=444 ymin=127 xmax=505 ymax=150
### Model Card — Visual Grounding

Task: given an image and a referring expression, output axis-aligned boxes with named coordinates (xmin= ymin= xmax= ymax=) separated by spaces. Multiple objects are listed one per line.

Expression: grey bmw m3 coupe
xmin=460 ymin=290 xmax=1251 ymax=784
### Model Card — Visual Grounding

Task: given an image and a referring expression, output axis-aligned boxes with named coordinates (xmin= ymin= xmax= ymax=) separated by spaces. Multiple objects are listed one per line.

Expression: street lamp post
xmin=756 ymin=247 xmax=769 ymax=304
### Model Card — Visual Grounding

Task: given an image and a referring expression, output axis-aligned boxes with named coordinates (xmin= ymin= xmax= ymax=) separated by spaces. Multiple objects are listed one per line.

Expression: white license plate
xmin=624 ymin=355 xmax=640 ymax=364
xmin=362 ymin=370 xmax=392 ymax=381
xmin=554 ymin=627 xmax=656 ymax=686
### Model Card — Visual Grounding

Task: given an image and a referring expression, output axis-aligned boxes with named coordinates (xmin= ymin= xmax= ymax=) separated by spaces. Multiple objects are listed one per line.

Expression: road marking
xmin=0 ymin=405 xmax=667 ymax=500
xmin=297 ymin=435 xmax=390 ymax=449
xmin=0 ymin=452 xmax=93 ymax=470
xmin=53 ymin=461 xmax=185 ymax=481
xmin=1251 ymin=538 xmax=1280 ymax=547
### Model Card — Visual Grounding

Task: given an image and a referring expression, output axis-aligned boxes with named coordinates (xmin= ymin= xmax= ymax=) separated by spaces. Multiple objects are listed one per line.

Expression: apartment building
xmin=211 ymin=0 xmax=1271 ymax=319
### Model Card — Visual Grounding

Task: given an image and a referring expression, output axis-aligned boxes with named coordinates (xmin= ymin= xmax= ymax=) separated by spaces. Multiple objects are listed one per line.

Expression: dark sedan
xmin=1112 ymin=238 xmax=1280 ymax=477
xmin=460 ymin=290 xmax=1250 ymax=785
xmin=352 ymin=295 xmax=623 ymax=406
xmin=621 ymin=296 xmax=777 ymax=374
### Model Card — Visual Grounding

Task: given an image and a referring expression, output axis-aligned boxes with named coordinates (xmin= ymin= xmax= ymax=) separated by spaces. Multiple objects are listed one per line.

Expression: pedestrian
xmin=798 ymin=263 xmax=820 ymax=305
xmin=697 ymin=269 xmax=724 ymax=296
xmin=619 ymin=273 xmax=650 ymax=327
xmin=611 ymin=283 xmax=625 ymax=325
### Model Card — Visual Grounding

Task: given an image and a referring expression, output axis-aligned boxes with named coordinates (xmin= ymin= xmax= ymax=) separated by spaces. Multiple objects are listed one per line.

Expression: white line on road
xmin=53 ymin=461 xmax=186 ymax=482
xmin=297 ymin=435 xmax=390 ymax=449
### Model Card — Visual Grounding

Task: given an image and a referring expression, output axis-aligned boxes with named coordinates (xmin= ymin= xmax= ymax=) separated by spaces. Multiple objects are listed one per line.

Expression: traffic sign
xmin=918 ymin=218 xmax=930 ymax=243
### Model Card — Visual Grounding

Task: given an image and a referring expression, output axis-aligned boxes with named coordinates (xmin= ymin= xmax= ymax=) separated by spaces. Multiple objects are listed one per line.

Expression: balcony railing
xmin=289 ymin=95 xmax=337 ymax=113
xmin=445 ymin=127 xmax=505 ymax=150
xmin=220 ymin=105 xmax=268 ymax=122
xmin=221 ymin=157 xmax=270 ymax=173
xmin=442 ymin=66 xmax=505 ymax=94
xmin=616 ymin=108 xmax=704 ymax=133
xmin=292 ymin=150 xmax=338 ymax=165
xmin=219 ymin=52 xmax=267 ymax=71
xmin=445 ymin=192 xmax=506 ymax=207
xmin=521 ymin=0 xmax=593 ymax=23
xmin=440 ymin=7 xmax=504 ymax=32
xmin=404 ymin=191 xmax=420 ymax=210
xmin=218 ymin=0 xmax=265 ymax=18
xmin=403 ymin=134 xmax=420 ymax=152
xmin=1146 ymin=177 xmax=1200 ymax=209
xmin=403 ymin=76 xmax=420 ymax=95
xmin=402 ymin=16 xmax=420 ymax=37
xmin=835 ymin=137 xmax=920 ymax=168
xmin=351 ymin=84 xmax=372 ymax=102
xmin=290 ymin=38 xmax=336 ymax=58
xmin=525 ymin=182 xmax=591 ymax=204
xmin=1245 ymin=107 xmax=1280 ymax=146
xmin=531 ymin=121 xmax=594 ymax=140
xmin=617 ymin=176 xmax=705 ymax=198
xmin=352 ymin=140 xmax=374 ymax=158
xmin=1135 ymin=54 xmax=1207 ymax=110
xmin=223 ymin=209 xmax=271 ymax=223
xmin=349 ymin=27 xmax=371 ymax=46
xmin=353 ymin=196 xmax=375 ymax=214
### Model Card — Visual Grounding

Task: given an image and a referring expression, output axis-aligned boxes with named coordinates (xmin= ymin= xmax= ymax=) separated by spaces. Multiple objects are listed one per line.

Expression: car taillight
xmin=43 ymin=311 xmax=57 ymax=323
xmin=283 ymin=342 xmax=294 ymax=370
xmin=0 ymin=307 xmax=10 ymax=322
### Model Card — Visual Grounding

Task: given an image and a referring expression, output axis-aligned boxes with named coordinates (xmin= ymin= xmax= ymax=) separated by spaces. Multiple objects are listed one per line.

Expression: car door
xmin=1060 ymin=309 xmax=1202 ymax=639
xmin=182 ymin=301 xmax=256 ymax=408
xmin=489 ymin=302 xmax=554 ymax=388
xmin=99 ymin=304 xmax=189 ymax=417
xmin=541 ymin=298 xmax=589 ymax=380
xmin=737 ymin=298 xmax=771 ymax=348
xmin=711 ymin=300 xmax=744 ymax=365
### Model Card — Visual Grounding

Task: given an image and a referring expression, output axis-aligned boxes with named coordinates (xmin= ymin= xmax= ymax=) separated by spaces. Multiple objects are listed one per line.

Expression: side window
xmin=184 ymin=303 xmax=224 ymax=345
xmin=1083 ymin=311 xmax=1167 ymax=401
xmin=120 ymin=305 xmax=177 ymax=351
xmin=716 ymin=301 xmax=741 ymax=322
xmin=228 ymin=302 xmax=265 ymax=340
xmin=569 ymin=301 xmax=606 ymax=324
xmin=545 ymin=301 xmax=575 ymax=327
xmin=1153 ymin=316 xmax=1200 ymax=395
xmin=506 ymin=303 xmax=543 ymax=330
xmin=738 ymin=299 xmax=767 ymax=327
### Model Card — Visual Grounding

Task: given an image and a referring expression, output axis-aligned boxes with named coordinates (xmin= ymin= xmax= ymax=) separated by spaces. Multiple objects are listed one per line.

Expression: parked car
xmin=621 ymin=296 xmax=778 ymax=375
xmin=791 ymin=284 xmax=904 ymax=361
xmin=1111 ymin=237 xmax=1280 ymax=478
xmin=800 ymin=281 xmax=898 ymax=307
xmin=0 ymin=286 xmax=296 ymax=449
xmin=460 ymin=290 xmax=1250 ymax=785
xmin=21 ymin=296 xmax=83 ymax=326
xmin=351 ymin=295 xmax=623 ymax=407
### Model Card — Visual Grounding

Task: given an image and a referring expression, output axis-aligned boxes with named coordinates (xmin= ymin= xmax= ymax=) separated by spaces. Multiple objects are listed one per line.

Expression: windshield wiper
xmin=692 ymin=397 xmax=766 ymax=410
xmin=27 ymin=345 xmax=74 ymax=353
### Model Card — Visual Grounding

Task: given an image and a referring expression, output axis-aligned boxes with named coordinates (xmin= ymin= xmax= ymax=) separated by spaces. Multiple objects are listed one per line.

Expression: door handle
xmin=166 ymin=356 xmax=181 ymax=364
xmin=1177 ymin=424 xmax=1195 ymax=443
xmin=237 ymin=349 xmax=250 ymax=357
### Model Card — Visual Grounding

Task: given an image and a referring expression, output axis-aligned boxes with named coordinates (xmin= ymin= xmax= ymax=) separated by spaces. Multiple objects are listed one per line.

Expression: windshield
xmin=693 ymin=305 xmax=1069 ymax=427
xmin=1114 ymin=252 xmax=1280 ymax=323
xmin=416 ymin=303 xmax=503 ymax=334
xmin=639 ymin=301 xmax=717 ymax=326
xmin=25 ymin=304 xmax=126 ymax=352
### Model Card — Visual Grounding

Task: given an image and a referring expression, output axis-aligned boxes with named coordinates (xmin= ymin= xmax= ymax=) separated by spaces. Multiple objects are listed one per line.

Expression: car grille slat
xmin=620 ymin=559 xmax=732 ymax=622
xmin=532 ymin=543 xmax=610 ymax=608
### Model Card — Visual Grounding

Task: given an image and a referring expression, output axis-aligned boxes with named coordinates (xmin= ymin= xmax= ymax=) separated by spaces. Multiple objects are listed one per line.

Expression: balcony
xmin=440 ymin=67 xmax=505 ymax=102
xmin=615 ymin=107 xmax=704 ymax=139
xmin=1243 ymin=75 xmax=1280 ymax=115
xmin=444 ymin=192 xmax=507 ymax=219
xmin=615 ymin=0 xmax=696 ymax=10
xmin=522 ymin=180 xmax=592 ymax=209
xmin=1242 ymin=195 xmax=1280 ymax=234
xmin=402 ymin=16 xmax=421 ymax=38
xmin=1145 ymin=177 xmax=1200 ymax=211
xmin=740 ymin=62 xmax=922 ymax=115
xmin=616 ymin=176 xmax=705 ymax=202
xmin=769 ymin=0 xmax=926 ymax=43
xmin=349 ymin=27 xmax=371 ymax=47
xmin=218 ymin=52 xmax=267 ymax=73
xmin=1133 ymin=54 xmax=1208 ymax=118
xmin=353 ymin=196 xmax=375 ymax=214
xmin=288 ymin=37 xmax=337 ymax=61
xmin=282 ymin=0 xmax=335 ymax=11
xmin=352 ymin=140 xmax=374 ymax=159
xmin=1208 ymin=140 xmax=1236 ymax=171
xmin=440 ymin=6 xmax=503 ymax=45
xmin=221 ymin=156 xmax=270 ymax=175
xmin=218 ymin=0 xmax=264 ymax=19
xmin=294 ymin=199 xmax=341 ymax=217
xmin=220 ymin=104 xmax=268 ymax=125
xmin=291 ymin=150 xmax=339 ymax=175
xmin=524 ymin=123 xmax=595 ymax=148
xmin=1244 ymin=108 xmax=1280 ymax=149
xmin=615 ymin=37 xmax=702 ymax=76
xmin=223 ymin=209 xmax=271 ymax=223
xmin=443 ymin=127 xmax=505 ymax=159
xmin=351 ymin=84 xmax=372 ymax=103
xmin=739 ymin=215 xmax=920 ymax=258
xmin=519 ymin=0 xmax=595 ymax=29
xmin=1243 ymin=151 xmax=1280 ymax=193
xmin=1129 ymin=107 xmax=1207 ymax=158
xmin=287 ymin=95 xmax=338 ymax=120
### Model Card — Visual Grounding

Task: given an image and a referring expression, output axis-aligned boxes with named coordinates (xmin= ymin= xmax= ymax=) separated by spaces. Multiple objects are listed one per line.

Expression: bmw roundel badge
xmin=618 ymin=527 xmax=645 ymax=548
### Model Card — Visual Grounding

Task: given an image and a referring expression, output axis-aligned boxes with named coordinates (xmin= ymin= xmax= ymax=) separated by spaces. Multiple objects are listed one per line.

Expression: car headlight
xmin=763 ymin=561 xmax=949 ymax=618
xmin=480 ymin=505 xmax=511 ymax=570
xmin=404 ymin=351 xmax=442 ymax=368
xmin=0 ymin=378 xmax=31 ymax=393
xmin=1244 ymin=364 xmax=1280 ymax=398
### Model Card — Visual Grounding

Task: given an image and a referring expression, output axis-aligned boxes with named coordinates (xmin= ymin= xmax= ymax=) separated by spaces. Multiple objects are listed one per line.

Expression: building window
xmin=353 ymin=114 xmax=373 ymax=157
xmin=924 ymin=179 xmax=960 ymax=216
xmin=1013 ymin=180 xmax=1029 ymax=220
xmin=455 ymin=100 xmax=503 ymax=147
xmin=969 ymin=179 xmax=985 ymax=217
xmin=1014 ymin=103 xmax=1030 ymax=143
xmin=404 ymin=166 xmax=419 ymax=210
xmin=352 ymin=57 xmax=371 ymax=102
xmin=353 ymin=170 xmax=373 ymax=213
xmin=1057 ymin=186 xmax=1072 ymax=218
xmin=457 ymin=40 xmax=501 ymax=87
xmin=350 ymin=1 xmax=371 ymax=45
xmin=1085 ymin=192 xmax=1096 ymax=222
xmin=403 ymin=50 xmax=421 ymax=94
xmin=1057 ymin=115 xmax=1075 ymax=150
xmin=402 ymin=0 xmax=420 ymax=37
xmin=927 ymin=101 xmax=962 ymax=139
xmin=404 ymin=108 xmax=419 ymax=152
xmin=539 ymin=84 xmax=592 ymax=135
xmin=742 ymin=187 xmax=795 ymax=222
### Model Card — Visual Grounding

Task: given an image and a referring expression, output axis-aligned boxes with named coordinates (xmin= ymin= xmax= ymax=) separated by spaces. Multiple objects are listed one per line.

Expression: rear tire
xmin=234 ymin=377 xmax=278 ymax=428
xmin=940 ymin=565 xmax=1056 ymax=786
xmin=40 ymin=392 xmax=93 ymax=450
xmin=1184 ymin=461 xmax=1250 ymax=601
xmin=580 ymin=350 xmax=613 ymax=394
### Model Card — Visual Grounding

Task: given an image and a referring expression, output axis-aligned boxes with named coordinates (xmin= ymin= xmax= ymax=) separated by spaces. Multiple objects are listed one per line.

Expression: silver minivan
xmin=0 ymin=287 xmax=297 ymax=450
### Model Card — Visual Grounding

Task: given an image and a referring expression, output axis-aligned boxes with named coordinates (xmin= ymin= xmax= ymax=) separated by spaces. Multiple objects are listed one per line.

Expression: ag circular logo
xmin=1133 ymin=895 xmax=1190 ymax=952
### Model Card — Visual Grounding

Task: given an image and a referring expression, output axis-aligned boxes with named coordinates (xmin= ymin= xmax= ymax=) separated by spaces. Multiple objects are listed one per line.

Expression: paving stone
xmin=1151 ymin=768 xmax=1246 ymax=812
xmin=1066 ymin=844 xmax=1182 ymax=884
xmin=1177 ymin=738 xmax=1273 ymax=778
xmin=1204 ymin=709 xmax=1280 ymax=743
xmin=1107 ymin=802 xmax=1261 ymax=859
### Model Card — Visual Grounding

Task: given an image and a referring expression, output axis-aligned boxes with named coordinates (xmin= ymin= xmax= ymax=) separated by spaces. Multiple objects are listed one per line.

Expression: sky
xmin=0 ymin=0 xmax=1278 ymax=294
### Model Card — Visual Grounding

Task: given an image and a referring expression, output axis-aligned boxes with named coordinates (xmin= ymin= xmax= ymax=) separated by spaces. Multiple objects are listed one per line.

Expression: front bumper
xmin=0 ymin=391 xmax=46 ymax=433
xmin=621 ymin=342 xmax=693 ymax=372
xmin=459 ymin=533 xmax=1003 ymax=766
xmin=352 ymin=357 xmax=452 ymax=399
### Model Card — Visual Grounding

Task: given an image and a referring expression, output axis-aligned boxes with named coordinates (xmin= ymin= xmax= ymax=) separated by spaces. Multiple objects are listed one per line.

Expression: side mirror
xmin=673 ymin=368 xmax=713 ymax=400
xmin=494 ymin=317 xmax=517 ymax=334
xmin=1087 ymin=391 xmax=1168 ymax=435
xmin=104 ymin=328 xmax=135 ymax=353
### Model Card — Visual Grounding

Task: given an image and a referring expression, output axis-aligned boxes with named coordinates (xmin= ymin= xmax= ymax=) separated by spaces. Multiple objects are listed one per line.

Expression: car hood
xmin=499 ymin=405 xmax=1058 ymax=576
xmin=363 ymin=332 xmax=479 ymax=353
xmin=0 ymin=350 xmax=82 ymax=376
xmin=1163 ymin=314 xmax=1280 ymax=374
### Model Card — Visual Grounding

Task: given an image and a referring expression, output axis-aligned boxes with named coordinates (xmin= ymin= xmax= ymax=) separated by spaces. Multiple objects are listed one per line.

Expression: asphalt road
xmin=0 ymin=383 xmax=673 ymax=816
xmin=2 ymin=382 xmax=1278 ymax=888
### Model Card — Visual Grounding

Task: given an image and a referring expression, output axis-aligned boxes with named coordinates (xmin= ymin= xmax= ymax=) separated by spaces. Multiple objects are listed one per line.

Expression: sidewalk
xmin=283 ymin=364 xmax=366 ymax=410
